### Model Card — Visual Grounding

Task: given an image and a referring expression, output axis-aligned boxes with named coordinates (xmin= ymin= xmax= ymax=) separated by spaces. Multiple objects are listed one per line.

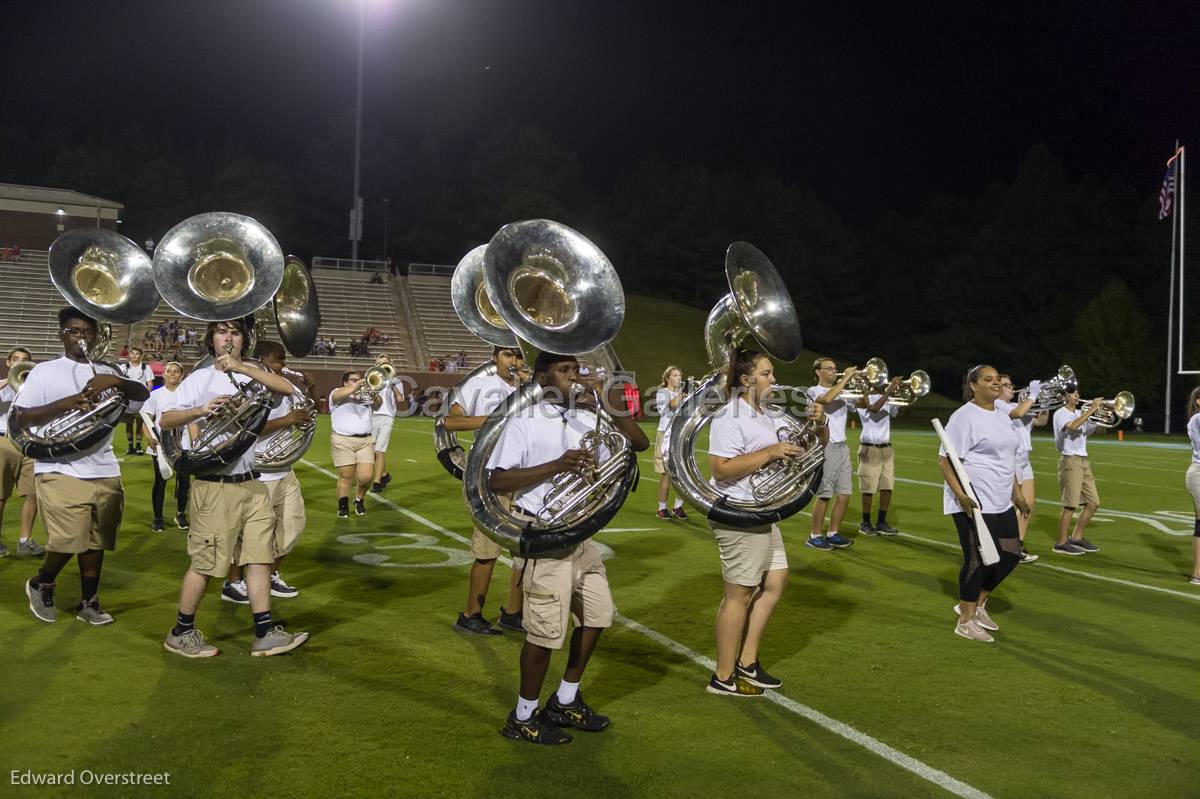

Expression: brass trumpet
xmin=1080 ymin=391 xmax=1135 ymax=428
xmin=887 ymin=370 xmax=931 ymax=407
xmin=837 ymin=357 xmax=889 ymax=402
xmin=350 ymin=365 xmax=392 ymax=404
xmin=1020 ymin=364 xmax=1075 ymax=413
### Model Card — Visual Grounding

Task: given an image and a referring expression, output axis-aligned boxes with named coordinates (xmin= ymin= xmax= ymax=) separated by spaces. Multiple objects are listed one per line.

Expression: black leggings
xmin=951 ymin=509 xmax=1022 ymax=602
xmin=126 ymin=415 xmax=143 ymax=448
xmin=151 ymin=456 xmax=190 ymax=520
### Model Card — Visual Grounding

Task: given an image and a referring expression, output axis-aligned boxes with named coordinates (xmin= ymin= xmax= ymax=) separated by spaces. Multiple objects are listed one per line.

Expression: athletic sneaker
xmin=954 ymin=618 xmax=994 ymax=642
xmin=175 ymin=513 xmax=190 ymax=530
xmin=874 ymin=522 xmax=899 ymax=536
xmin=1070 ymin=537 xmax=1099 ymax=553
xmin=221 ymin=580 xmax=250 ymax=605
xmin=380 ymin=472 xmax=392 ymax=489
xmin=1053 ymin=542 xmax=1085 ymax=556
xmin=0 ymin=541 xmax=7 ymax=557
xmin=17 ymin=538 xmax=46 ymax=555
xmin=706 ymin=673 xmax=765 ymax=696
xmin=497 ymin=607 xmax=524 ymax=632
xmin=826 ymin=532 xmax=854 ymax=549
xmin=858 ymin=521 xmax=880 ymax=536
xmin=354 ymin=498 xmax=366 ymax=517
xmin=270 ymin=571 xmax=299 ymax=598
xmin=164 ymin=628 xmax=220 ymax=658
xmin=1190 ymin=576 xmax=1200 ymax=586
xmin=545 ymin=692 xmax=610 ymax=731
xmin=26 ymin=578 xmax=56 ymax=623
xmin=370 ymin=482 xmax=383 ymax=494
xmin=735 ymin=660 xmax=782 ymax=689
xmin=76 ymin=600 xmax=114 ymax=626
xmin=1020 ymin=547 xmax=1039 ymax=563
xmin=500 ymin=709 xmax=572 ymax=745
xmin=952 ymin=603 xmax=999 ymax=631
xmin=250 ymin=625 xmax=309 ymax=656
xmin=805 ymin=535 xmax=833 ymax=551
xmin=454 ymin=612 xmax=502 ymax=636
xmin=151 ymin=518 xmax=165 ymax=533
xmin=336 ymin=499 xmax=350 ymax=519
xmin=656 ymin=509 xmax=672 ymax=520
xmin=672 ymin=506 xmax=689 ymax=520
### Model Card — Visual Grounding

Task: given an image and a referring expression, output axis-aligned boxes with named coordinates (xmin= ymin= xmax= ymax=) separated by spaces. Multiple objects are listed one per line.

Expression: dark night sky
xmin=3 ymin=0 xmax=1197 ymax=223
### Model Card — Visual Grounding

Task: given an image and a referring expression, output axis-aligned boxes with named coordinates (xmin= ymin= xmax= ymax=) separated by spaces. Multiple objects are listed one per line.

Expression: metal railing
xmin=407 ymin=262 xmax=454 ymax=277
xmin=312 ymin=256 xmax=389 ymax=272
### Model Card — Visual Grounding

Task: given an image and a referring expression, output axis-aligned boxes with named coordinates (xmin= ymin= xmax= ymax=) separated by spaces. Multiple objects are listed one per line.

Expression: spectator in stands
xmin=369 ymin=271 xmax=384 ymax=285
xmin=144 ymin=239 xmax=155 ymax=254
xmin=329 ymin=337 xmax=338 ymax=356
xmin=186 ymin=328 xmax=196 ymax=345
xmin=119 ymin=345 xmax=129 ymax=359
xmin=428 ymin=357 xmax=438 ymax=372
xmin=446 ymin=360 xmax=457 ymax=374
xmin=150 ymin=355 xmax=165 ymax=386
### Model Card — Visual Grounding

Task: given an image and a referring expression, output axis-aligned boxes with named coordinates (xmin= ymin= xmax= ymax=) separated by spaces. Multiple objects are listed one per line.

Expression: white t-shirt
xmin=655 ymin=387 xmax=682 ymax=433
xmin=1189 ymin=413 xmax=1200 ymax=465
xmin=168 ymin=365 xmax=259 ymax=476
xmin=139 ymin=385 xmax=177 ymax=454
xmin=330 ymin=389 xmax=373 ymax=435
xmin=1053 ymin=407 xmax=1097 ymax=457
xmin=487 ymin=401 xmax=606 ymax=516
xmin=256 ymin=392 xmax=295 ymax=482
xmin=373 ymin=379 xmax=401 ymax=418
xmin=995 ymin=399 xmax=1036 ymax=457
xmin=0 ymin=384 xmax=16 ymax=435
xmin=12 ymin=356 xmax=123 ymax=478
xmin=708 ymin=396 xmax=792 ymax=503
xmin=939 ymin=402 xmax=1019 ymax=515
xmin=807 ymin=384 xmax=848 ymax=443
xmin=453 ymin=372 xmax=515 ymax=417
xmin=121 ymin=362 xmax=154 ymax=413
xmin=856 ymin=394 xmax=899 ymax=445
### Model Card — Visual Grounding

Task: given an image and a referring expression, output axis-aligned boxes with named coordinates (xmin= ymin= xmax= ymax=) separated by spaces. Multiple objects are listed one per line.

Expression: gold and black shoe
xmin=500 ymin=709 xmax=572 ymax=745
xmin=545 ymin=692 xmax=610 ymax=732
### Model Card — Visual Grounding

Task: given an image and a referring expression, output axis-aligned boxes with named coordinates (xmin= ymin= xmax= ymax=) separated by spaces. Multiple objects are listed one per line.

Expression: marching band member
xmin=121 ymin=346 xmax=154 ymax=455
xmin=706 ymin=348 xmax=826 ymax=696
xmin=0 ymin=346 xmax=43 ymax=557
xmin=491 ymin=352 xmax=648 ymax=744
xmin=160 ymin=319 xmax=307 ymax=657
xmin=653 ymin=365 xmax=688 ymax=520
xmin=997 ymin=374 xmax=1048 ymax=562
xmin=446 ymin=345 xmax=526 ymax=635
xmin=329 ymin=369 xmax=381 ymax=518
xmin=16 ymin=307 xmax=149 ymax=625
xmin=1185 ymin=387 xmax=1200 ymax=585
xmin=856 ymin=377 xmax=902 ymax=536
xmin=222 ymin=341 xmax=310 ymax=604
xmin=139 ymin=361 xmax=190 ymax=532
xmin=938 ymin=365 xmax=1029 ymax=642
xmin=370 ymin=353 xmax=405 ymax=494
xmin=1051 ymin=384 xmax=1103 ymax=556
xmin=806 ymin=357 xmax=858 ymax=550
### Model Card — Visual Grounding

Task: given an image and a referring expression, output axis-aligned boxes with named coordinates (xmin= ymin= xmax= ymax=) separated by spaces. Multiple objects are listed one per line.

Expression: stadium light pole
xmin=349 ymin=0 xmax=366 ymax=268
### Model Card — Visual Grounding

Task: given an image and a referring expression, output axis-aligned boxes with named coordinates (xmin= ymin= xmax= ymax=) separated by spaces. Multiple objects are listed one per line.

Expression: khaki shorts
xmin=1016 ymin=453 xmax=1034 ymax=483
xmin=186 ymin=479 xmax=276 ymax=578
xmin=817 ymin=441 xmax=853 ymax=498
xmin=1058 ymin=455 xmax=1099 ymax=509
xmin=331 ymin=433 xmax=375 ymax=468
xmin=470 ymin=494 xmax=526 ymax=569
xmin=264 ymin=471 xmax=306 ymax=558
xmin=708 ymin=521 xmax=787 ymax=586
xmin=1187 ymin=463 xmax=1200 ymax=517
xmin=857 ymin=444 xmax=895 ymax=492
xmin=0 ymin=435 xmax=35 ymax=499
xmin=36 ymin=473 xmax=123 ymax=554
xmin=372 ymin=415 xmax=393 ymax=453
xmin=653 ymin=429 xmax=668 ymax=474
xmin=522 ymin=540 xmax=613 ymax=650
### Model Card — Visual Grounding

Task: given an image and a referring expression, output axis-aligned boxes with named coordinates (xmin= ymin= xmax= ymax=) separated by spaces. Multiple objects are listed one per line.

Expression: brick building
xmin=0 ymin=183 xmax=123 ymax=250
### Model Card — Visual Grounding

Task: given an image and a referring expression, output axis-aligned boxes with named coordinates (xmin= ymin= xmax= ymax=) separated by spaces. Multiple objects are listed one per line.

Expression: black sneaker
xmin=858 ymin=521 xmax=880 ymax=536
xmin=380 ymin=472 xmax=392 ymax=489
xmin=151 ymin=518 xmax=165 ymax=533
xmin=1071 ymin=537 xmax=1099 ymax=553
xmin=672 ymin=506 xmax=689 ymax=520
xmin=337 ymin=498 xmax=350 ymax=519
xmin=874 ymin=521 xmax=899 ymax=536
xmin=735 ymin=660 xmax=783 ymax=689
xmin=454 ymin=612 xmax=502 ymax=636
xmin=126 ymin=446 xmax=136 ymax=456
xmin=354 ymin=498 xmax=366 ymax=516
xmin=370 ymin=482 xmax=383 ymax=494
xmin=497 ymin=607 xmax=524 ymax=632
xmin=175 ymin=513 xmax=190 ymax=530
xmin=545 ymin=692 xmax=610 ymax=731
xmin=500 ymin=709 xmax=572 ymax=745
xmin=706 ymin=672 xmax=764 ymax=697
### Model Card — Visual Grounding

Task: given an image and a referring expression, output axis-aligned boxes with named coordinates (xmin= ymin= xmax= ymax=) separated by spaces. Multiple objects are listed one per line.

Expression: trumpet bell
xmin=1112 ymin=390 xmax=1135 ymax=419
xmin=907 ymin=370 xmax=931 ymax=397
xmin=862 ymin=357 xmax=889 ymax=386
xmin=273 ymin=256 xmax=321 ymax=357
xmin=452 ymin=245 xmax=519 ymax=347
xmin=483 ymin=220 xmax=623 ymax=355
xmin=48 ymin=229 xmax=158 ymax=323
xmin=153 ymin=212 xmax=284 ymax=321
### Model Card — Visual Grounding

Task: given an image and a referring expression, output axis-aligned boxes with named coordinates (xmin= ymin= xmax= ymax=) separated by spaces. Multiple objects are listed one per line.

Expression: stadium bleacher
xmin=406 ymin=269 xmax=493 ymax=371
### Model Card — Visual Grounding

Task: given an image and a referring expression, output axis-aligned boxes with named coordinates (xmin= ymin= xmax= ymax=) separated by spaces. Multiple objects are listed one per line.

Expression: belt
xmin=514 ymin=506 xmax=539 ymax=519
xmin=197 ymin=471 xmax=260 ymax=484
xmin=336 ymin=432 xmax=372 ymax=438
xmin=861 ymin=442 xmax=891 ymax=448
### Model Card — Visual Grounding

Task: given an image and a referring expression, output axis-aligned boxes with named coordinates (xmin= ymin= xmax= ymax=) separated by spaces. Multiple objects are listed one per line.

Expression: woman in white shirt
xmin=1184 ymin=387 xmax=1200 ymax=586
xmin=329 ymin=370 xmax=382 ymax=518
xmin=705 ymin=348 xmax=812 ymax=697
xmin=653 ymin=365 xmax=687 ymax=520
xmin=939 ymin=365 xmax=1030 ymax=643
xmin=140 ymin=361 xmax=189 ymax=532
xmin=996 ymin=374 xmax=1049 ymax=563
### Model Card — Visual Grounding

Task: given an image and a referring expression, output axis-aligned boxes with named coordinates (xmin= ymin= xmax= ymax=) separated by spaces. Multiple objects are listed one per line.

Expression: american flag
xmin=1159 ymin=150 xmax=1180 ymax=220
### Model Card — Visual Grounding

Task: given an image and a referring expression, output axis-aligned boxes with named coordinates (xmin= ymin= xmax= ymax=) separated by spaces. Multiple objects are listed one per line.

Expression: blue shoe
xmin=805 ymin=536 xmax=832 ymax=551
xmin=826 ymin=533 xmax=854 ymax=549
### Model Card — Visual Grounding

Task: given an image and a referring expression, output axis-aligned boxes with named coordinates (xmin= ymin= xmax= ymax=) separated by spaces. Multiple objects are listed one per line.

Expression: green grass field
xmin=1 ymin=415 xmax=1197 ymax=798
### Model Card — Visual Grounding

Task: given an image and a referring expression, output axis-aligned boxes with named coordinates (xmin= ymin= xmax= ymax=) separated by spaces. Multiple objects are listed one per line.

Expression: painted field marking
xmin=297 ymin=457 xmax=992 ymax=799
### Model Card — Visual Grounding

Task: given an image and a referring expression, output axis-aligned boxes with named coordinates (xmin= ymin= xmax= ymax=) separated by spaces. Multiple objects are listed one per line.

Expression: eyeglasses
xmin=61 ymin=327 xmax=94 ymax=337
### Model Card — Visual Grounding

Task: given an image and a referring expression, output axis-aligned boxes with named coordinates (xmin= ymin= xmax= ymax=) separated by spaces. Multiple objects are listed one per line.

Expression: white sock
xmin=515 ymin=695 xmax=538 ymax=721
xmin=673 ymin=499 xmax=684 ymax=509
xmin=658 ymin=501 xmax=667 ymax=511
xmin=19 ymin=535 xmax=30 ymax=542
xmin=556 ymin=679 xmax=579 ymax=705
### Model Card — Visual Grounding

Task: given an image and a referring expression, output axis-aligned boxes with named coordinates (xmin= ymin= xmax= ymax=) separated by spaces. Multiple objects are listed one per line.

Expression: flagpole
xmin=1165 ymin=141 xmax=1180 ymax=434
xmin=1179 ymin=145 xmax=1187 ymax=374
